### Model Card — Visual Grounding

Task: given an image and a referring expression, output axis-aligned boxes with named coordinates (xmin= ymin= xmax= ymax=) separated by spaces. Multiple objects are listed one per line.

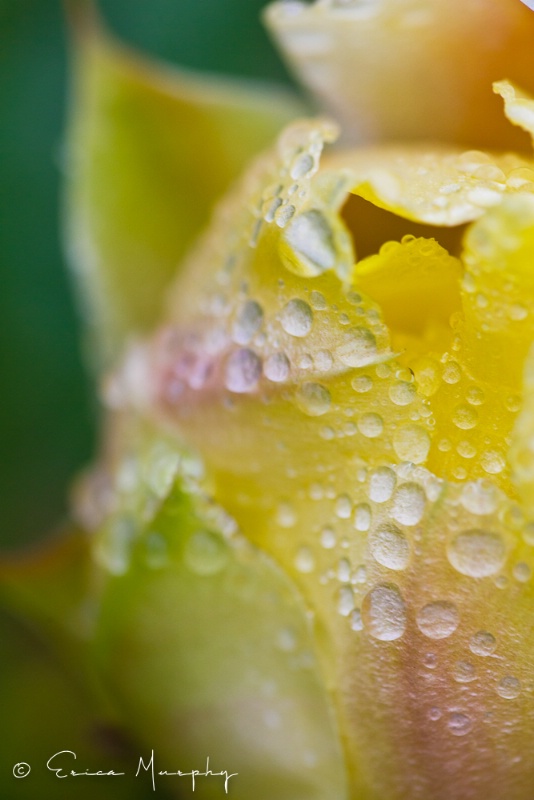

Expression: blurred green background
xmin=0 ymin=0 xmax=294 ymax=551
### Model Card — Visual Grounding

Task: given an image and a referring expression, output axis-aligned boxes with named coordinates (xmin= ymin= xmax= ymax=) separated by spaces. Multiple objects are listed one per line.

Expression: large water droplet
xmin=281 ymin=298 xmax=313 ymax=337
xmin=447 ymin=529 xmax=506 ymax=578
xmin=184 ymin=530 xmax=229 ymax=576
xmin=362 ymin=583 xmax=407 ymax=641
xmin=296 ymin=382 xmax=331 ymax=416
xmin=369 ymin=524 xmax=410 ymax=571
xmin=337 ymin=327 xmax=378 ymax=367
xmin=460 ymin=480 xmax=499 ymax=515
xmin=416 ymin=601 xmax=459 ymax=639
xmin=225 ymin=348 xmax=262 ymax=393
xmin=390 ymin=482 xmax=426 ymax=526
xmin=282 ymin=210 xmax=337 ymax=276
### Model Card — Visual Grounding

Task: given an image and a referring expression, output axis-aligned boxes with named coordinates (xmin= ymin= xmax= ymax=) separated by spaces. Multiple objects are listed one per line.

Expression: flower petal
xmin=64 ymin=14 xmax=305 ymax=368
xmin=265 ymin=0 xmax=534 ymax=148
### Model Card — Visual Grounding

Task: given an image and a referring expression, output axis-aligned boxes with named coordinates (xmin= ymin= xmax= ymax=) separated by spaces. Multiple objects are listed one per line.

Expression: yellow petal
xmin=265 ymin=0 xmax=534 ymax=148
xmin=64 ymin=16 xmax=305 ymax=368
xmin=324 ymin=145 xmax=534 ymax=226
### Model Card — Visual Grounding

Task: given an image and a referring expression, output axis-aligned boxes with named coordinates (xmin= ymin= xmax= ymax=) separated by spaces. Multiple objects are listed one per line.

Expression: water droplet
xmin=277 ymin=626 xmax=297 ymax=652
xmin=320 ymin=525 xmax=336 ymax=549
xmin=184 ymin=530 xmax=229 ymax=576
xmin=233 ymin=300 xmax=264 ymax=344
xmin=369 ymin=467 xmax=396 ymax=503
xmin=369 ymin=524 xmax=410 ymax=571
xmin=513 ymin=562 xmax=531 ymax=582
xmin=389 ymin=381 xmax=416 ymax=406
xmin=335 ymin=493 xmax=352 ymax=519
xmin=338 ymin=328 xmax=378 ymax=367
xmin=264 ymin=351 xmax=290 ymax=382
xmin=480 ymin=450 xmax=505 ymax=475
xmin=454 ymin=661 xmax=477 ymax=683
xmin=352 ymin=375 xmax=373 ymax=393
xmin=469 ymin=631 xmax=496 ymax=656
xmin=393 ymin=425 xmax=430 ymax=464
xmin=416 ymin=601 xmax=459 ymax=639
xmin=295 ymin=382 xmax=331 ymax=416
xmin=295 ymin=545 xmax=315 ymax=573
xmin=443 ymin=361 xmax=461 ymax=384
xmin=412 ymin=357 xmax=440 ymax=397
xmin=447 ymin=529 xmax=506 ymax=578
xmin=97 ymin=516 xmax=136 ymax=575
xmin=225 ymin=348 xmax=262 ymax=392
xmin=276 ymin=501 xmax=296 ymax=528
xmin=338 ymin=585 xmax=355 ymax=616
xmin=460 ymin=480 xmax=499 ymax=515
xmin=453 ymin=405 xmax=478 ymax=430
xmin=290 ymin=152 xmax=315 ymax=180
xmin=497 ymin=676 xmax=521 ymax=699
xmin=423 ymin=653 xmax=438 ymax=669
xmin=310 ymin=290 xmax=327 ymax=310
xmin=362 ymin=583 xmax=407 ymax=641
xmin=466 ymin=386 xmax=485 ymax=405
xmin=390 ymin=482 xmax=426 ymax=526
xmin=358 ymin=413 xmax=384 ymax=438
xmin=447 ymin=712 xmax=473 ymax=736
xmin=283 ymin=210 xmax=336 ymax=276
xmin=354 ymin=503 xmax=372 ymax=531
xmin=429 ymin=707 xmax=442 ymax=721
xmin=350 ymin=608 xmax=364 ymax=631
xmin=338 ymin=557 xmax=351 ymax=582
xmin=281 ymin=298 xmax=313 ymax=337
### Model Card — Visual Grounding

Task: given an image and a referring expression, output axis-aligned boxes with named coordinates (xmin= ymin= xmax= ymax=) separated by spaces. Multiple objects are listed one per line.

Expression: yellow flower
xmin=5 ymin=1 xmax=534 ymax=798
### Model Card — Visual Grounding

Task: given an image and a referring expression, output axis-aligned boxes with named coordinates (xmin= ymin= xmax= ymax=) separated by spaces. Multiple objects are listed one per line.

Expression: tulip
xmin=4 ymin=1 xmax=534 ymax=798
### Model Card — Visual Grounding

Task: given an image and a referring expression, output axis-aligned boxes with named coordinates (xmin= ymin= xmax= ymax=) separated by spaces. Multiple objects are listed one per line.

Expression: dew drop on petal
xmin=264 ymin=351 xmax=290 ymax=382
xmin=350 ymin=608 xmax=364 ymax=631
xmin=354 ymin=503 xmax=372 ymax=531
xmin=233 ymin=300 xmax=264 ymax=344
xmin=453 ymin=661 xmax=477 ymax=683
xmin=447 ymin=529 xmax=506 ymax=578
xmin=447 ymin=712 xmax=473 ymax=736
xmin=295 ymin=382 xmax=331 ymax=416
xmin=357 ymin=412 xmax=384 ymax=438
xmin=369 ymin=524 xmax=410 ymax=571
xmin=281 ymin=298 xmax=313 ymax=337
xmin=416 ymin=601 xmax=459 ymax=639
xmin=184 ymin=530 xmax=229 ymax=576
xmin=497 ymin=676 xmax=521 ymax=699
xmin=368 ymin=467 xmax=396 ymax=503
xmin=469 ymin=631 xmax=497 ymax=656
xmin=295 ymin=545 xmax=315 ymax=573
xmin=393 ymin=424 xmax=430 ymax=464
xmin=362 ymin=583 xmax=407 ymax=641
xmin=338 ymin=585 xmax=355 ymax=617
xmin=225 ymin=348 xmax=262 ymax=393
xmin=390 ymin=482 xmax=426 ymax=526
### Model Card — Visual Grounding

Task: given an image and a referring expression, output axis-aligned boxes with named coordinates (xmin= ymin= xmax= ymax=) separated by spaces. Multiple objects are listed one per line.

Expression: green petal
xmin=64 ymin=14 xmax=304 ymax=368
xmin=91 ymin=466 xmax=348 ymax=800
